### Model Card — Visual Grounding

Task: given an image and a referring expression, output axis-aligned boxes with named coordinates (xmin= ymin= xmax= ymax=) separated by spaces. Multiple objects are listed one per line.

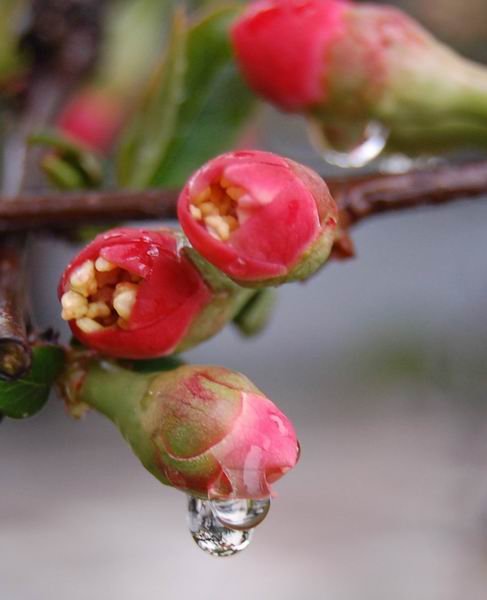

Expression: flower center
xmin=61 ymin=257 xmax=141 ymax=334
xmin=190 ymin=177 xmax=247 ymax=241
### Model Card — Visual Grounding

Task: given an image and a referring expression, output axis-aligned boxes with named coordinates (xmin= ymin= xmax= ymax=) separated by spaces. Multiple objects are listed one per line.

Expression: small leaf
xmin=0 ymin=345 xmax=65 ymax=419
xmin=29 ymin=131 xmax=103 ymax=190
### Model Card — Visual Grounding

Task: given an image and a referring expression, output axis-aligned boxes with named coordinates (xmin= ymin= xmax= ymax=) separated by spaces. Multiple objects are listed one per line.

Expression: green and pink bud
xmin=177 ymin=150 xmax=338 ymax=286
xmin=232 ymin=0 xmax=487 ymax=155
xmin=62 ymin=358 xmax=299 ymax=499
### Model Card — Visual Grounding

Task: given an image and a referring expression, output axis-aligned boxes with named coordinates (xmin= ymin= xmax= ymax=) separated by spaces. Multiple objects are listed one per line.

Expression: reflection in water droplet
xmin=379 ymin=153 xmax=444 ymax=175
xmin=307 ymin=119 xmax=389 ymax=169
xmin=378 ymin=153 xmax=415 ymax=174
xmin=187 ymin=496 xmax=253 ymax=557
xmin=210 ymin=498 xmax=271 ymax=531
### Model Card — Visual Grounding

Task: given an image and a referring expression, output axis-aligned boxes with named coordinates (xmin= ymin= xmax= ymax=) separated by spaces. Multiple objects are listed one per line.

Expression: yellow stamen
xmin=190 ymin=205 xmax=202 ymax=220
xmin=76 ymin=317 xmax=104 ymax=333
xmin=95 ymin=257 xmax=117 ymax=272
xmin=226 ymin=186 xmax=245 ymax=201
xmin=61 ymin=291 xmax=88 ymax=320
xmin=69 ymin=260 xmax=97 ymax=297
xmin=86 ymin=301 xmax=111 ymax=319
xmin=113 ymin=282 xmax=138 ymax=321
xmin=193 ymin=187 xmax=211 ymax=205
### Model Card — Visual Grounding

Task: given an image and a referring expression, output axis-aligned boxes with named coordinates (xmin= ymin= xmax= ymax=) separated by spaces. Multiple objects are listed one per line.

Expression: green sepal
xmin=121 ymin=355 xmax=185 ymax=374
xmin=176 ymin=247 xmax=254 ymax=352
xmin=233 ymin=288 xmax=277 ymax=337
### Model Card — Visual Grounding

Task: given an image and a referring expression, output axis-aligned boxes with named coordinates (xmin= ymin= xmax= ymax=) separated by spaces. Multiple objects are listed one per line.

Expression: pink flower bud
xmin=143 ymin=366 xmax=300 ymax=499
xmin=65 ymin=359 xmax=300 ymax=500
xmin=232 ymin=0 xmax=349 ymax=111
xmin=57 ymin=88 xmax=125 ymax=154
xmin=177 ymin=150 xmax=338 ymax=285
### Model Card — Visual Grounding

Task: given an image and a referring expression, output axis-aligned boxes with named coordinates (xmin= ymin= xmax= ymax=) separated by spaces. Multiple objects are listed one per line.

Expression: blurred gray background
xmin=2 ymin=1 xmax=487 ymax=599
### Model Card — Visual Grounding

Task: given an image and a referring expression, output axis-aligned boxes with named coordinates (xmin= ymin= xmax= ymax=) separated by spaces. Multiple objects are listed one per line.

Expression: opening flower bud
xmin=70 ymin=360 xmax=300 ymax=500
xmin=178 ymin=150 xmax=338 ymax=285
xmin=58 ymin=228 xmax=212 ymax=359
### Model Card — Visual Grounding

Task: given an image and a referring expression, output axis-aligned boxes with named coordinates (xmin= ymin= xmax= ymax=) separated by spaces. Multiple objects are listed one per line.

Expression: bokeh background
xmin=2 ymin=1 xmax=487 ymax=598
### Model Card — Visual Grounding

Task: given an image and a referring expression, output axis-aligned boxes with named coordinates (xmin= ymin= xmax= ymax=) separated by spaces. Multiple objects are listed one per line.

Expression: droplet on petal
xmin=187 ymin=496 xmax=253 ymax=557
xmin=210 ymin=498 xmax=271 ymax=531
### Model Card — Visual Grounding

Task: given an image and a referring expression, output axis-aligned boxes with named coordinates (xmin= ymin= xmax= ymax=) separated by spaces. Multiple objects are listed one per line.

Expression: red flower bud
xmin=58 ymin=228 xmax=212 ymax=359
xmin=57 ymin=88 xmax=125 ymax=154
xmin=177 ymin=150 xmax=338 ymax=285
xmin=232 ymin=0 xmax=349 ymax=111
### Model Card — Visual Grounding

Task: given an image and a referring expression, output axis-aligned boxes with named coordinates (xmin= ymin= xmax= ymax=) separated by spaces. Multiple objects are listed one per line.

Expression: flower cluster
xmin=59 ymin=151 xmax=338 ymax=358
xmin=58 ymin=151 xmax=334 ymax=498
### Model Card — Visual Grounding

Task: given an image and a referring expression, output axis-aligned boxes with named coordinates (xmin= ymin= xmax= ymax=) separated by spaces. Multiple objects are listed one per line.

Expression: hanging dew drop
xmin=307 ymin=118 xmax=389 ymax=169
xmin=187 ymin=496 xmax=253 ymax=557
xmin=210 ymin=498 xmax=271 ymax=531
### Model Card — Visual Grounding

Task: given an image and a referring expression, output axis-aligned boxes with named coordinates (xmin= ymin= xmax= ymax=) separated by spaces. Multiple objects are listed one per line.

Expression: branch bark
xmin=0 ymin=160 xmax=485 ymax=234
xmin=331 ymin=160 xmax=487 ymax=227
xmin=0 ymin=240 xmax=31 ymax=379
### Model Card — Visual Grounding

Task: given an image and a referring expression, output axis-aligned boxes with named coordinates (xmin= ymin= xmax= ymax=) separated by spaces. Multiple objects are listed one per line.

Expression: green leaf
xmin=117 ymin=8 xmax=188 ymax=187
xmin=117 ymin=4 xmax=256 ymax=190
xmin=151 ymin=6 xmax=255 ymax=188
xmin=0 ymin=345 xmax=65 ymax=419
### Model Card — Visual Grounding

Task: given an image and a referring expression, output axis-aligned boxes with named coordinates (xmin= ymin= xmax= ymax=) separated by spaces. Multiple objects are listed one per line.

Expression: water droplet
xmin=307 ymin=118 xmax=388 ymax=169
xmin=210 ymin=498 xmax=271 ymax=531
xmin=187 ymin=496 xmax=253 ymax=557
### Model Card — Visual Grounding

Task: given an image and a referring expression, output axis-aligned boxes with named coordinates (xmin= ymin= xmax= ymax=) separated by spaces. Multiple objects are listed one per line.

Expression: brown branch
xmin=0 ymin=188 xmax=179 ymax=231
xmin=0 ymin=160 xmax=486 ymax=235
xmin=0 ymin=240 xmax=31 ymax=379
xmin=331 ymin=160 xmax=487 ymax=227
xmin=0 ymin=0 xmax=107 ymax=382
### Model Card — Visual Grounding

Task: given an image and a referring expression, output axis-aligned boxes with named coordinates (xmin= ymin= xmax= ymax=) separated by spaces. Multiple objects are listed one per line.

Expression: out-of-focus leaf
xmin=117 ymin=5 xmax=256 ymax=190
xmin=30 ymin=131 xmax=103 ymax=190
xmin=0 ymin=345 xmax=65 ymax=419
xmin=117 ymin=8 xmax=188 ymax=187
xmin=100 ymin=0 xmax=175 ymax=94
xmin=151 ymin=6 xmax=255 ymax=188
xmin=0 ymin=0 xmax=28 ymax=88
